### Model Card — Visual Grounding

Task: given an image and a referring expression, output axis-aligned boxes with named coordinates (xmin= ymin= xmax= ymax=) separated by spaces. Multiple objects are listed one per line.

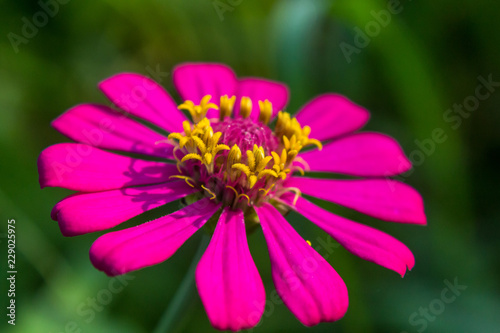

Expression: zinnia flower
xmin=38 ymin=63 xmax=426 ymax=331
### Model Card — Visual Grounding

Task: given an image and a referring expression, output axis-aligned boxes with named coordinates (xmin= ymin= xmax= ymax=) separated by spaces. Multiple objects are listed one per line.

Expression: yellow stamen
xmin=258 ymin=99 xmax=273 ymax=124
xmin=227 ymin=145 xmax=242 ymax=168
xmin=287 ymin=187 xmax=302 ymax=205
xmin=276 ymin=113 xmax=322 ymax=153
xmin=240 ymin=97 xmax=252 ymax=118
xmin=195 ymin=118 xmax=211 ymax=133
xmin=307 ymin=138 xmax=323 ymax=150
xmin=166 ymin=101 xmax=321 ymax=209
xmin=226 ymin=145 xmax=242 ymax=180
xmin=246 ymin=150 xmax=256 ymax=171
xmin=201 ymin=185 xmax=217 ymax=200
xmin=178 ymin=95 xmax=218 ymax=123
xmin=225 ymin=185 xmax=250 ymax=207
xmin=257 ymin=169 xmax=278 ymax=180
xmin=232 ymin=146 xmax=276 ymax=188
xmin=271 ymin=149 xmax=291 ymax=180
xmin=306 ymin=240 xmax=312 ymax=246
xmin=225 ymin=185 xmax=239 ymax=197
xmin=169 ymin=175 xmax=196 ymax=188
xmin=178 ymin=126 xmax=230 ymax=170
xmin=181 ymin=153 xmax=203 ymax=163
xmin=256 ymin=156 xmax=273 ymax=172
xmin=238 ymin=193 xmax=250 ymax=204
xmin=258 ymin=184 xmax=275 ymax=196
xmin=293 ymin=156 xmax=310 ymax=172
xmin=168 ymin=120 xmax=208 ymax=151
xmin=291 ymin=165 xmax=305 ymax=176
xmin=232 ymin=163 xmax=251 ymax=178
xmin=168 ymin=132 xmax=187 ymax=148
xmin=287 ymin=149 xmax=298 ymax=161
xmin=275 ymin=111 xmax=291 ymax=138
xmin=220 ymin=95 xmax=236 ymax=120
xmin=172 ymin=146 xmax=182 ymax=162
xmin=248 ymin=175 xmax=258 ymax=189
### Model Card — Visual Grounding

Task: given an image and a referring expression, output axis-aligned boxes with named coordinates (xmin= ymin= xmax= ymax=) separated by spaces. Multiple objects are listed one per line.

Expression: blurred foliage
xmin=1 ymin=0 xmax=499 ymax=332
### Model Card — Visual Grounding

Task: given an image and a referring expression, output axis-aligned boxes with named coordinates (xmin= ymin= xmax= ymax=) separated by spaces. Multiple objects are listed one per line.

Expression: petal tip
xmin=89 ymin=244 xmax=118 ymax=276
xmin=59 ymin=225 xmax=77 ymax=237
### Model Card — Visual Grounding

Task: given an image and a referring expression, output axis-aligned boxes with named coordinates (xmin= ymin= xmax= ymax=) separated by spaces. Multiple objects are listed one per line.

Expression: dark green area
xmin=1 ymin=0 xmax=499 ymax=332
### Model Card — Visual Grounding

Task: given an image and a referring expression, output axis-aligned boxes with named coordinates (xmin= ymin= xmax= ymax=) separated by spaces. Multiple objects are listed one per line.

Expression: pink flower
xmin=38 ymin=63 xmax=426 ymax=331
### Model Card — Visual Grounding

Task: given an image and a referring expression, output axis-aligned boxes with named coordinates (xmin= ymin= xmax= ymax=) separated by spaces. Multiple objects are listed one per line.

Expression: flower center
xmin=211 ymin=117 xmax=279 ymax=154
xmin=164 ymin=94 xmax=322 ymax=214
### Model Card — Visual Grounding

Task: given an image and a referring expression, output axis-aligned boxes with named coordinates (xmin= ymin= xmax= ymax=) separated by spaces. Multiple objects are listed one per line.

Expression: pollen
xmin=167 ymin=96 xmax=321 ymax=210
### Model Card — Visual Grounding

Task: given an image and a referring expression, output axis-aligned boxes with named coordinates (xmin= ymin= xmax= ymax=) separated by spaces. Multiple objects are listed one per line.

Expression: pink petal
xmin=283 ymin=195 xmax=415 ymax=277
xmin=295 ymin=94 xmax=370 ymax=141
xmin=173 ymin=63 xmax=238 ymax=119
xmin=52 ymin=181 xmax=197 ymax=236
xmin=90 ymin=198 xmax=221 ymax=276
xmin=196 ymin=208 xmax=265 ymax=331
xmin=234 ymin=78 xmax=289 ymax=122
xmin=99 ymin=73 xmax=187 ymax=133
xmin=255 ymin=203 xmax=348 ymax=326
xmin=299 ymin=132 xmax=411 ymax=176
xmin=52 ymin=104 xmax=174 ymax=159
xmin=38 ymin=143 xmax=178 ymax=192
xmin=285 ymin=177 xmax=426 ymax=224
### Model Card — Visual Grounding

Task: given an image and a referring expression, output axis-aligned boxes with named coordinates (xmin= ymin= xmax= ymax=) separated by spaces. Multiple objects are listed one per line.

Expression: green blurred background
xmin=1 ymin=0 xmax=499 ymax=332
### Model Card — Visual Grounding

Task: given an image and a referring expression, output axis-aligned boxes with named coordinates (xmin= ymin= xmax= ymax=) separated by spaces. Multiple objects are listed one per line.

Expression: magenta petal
xmin=299 ymin=132 xmax=411 ymax=176
xmin=255 ymin=203 xmax=348 ymax=326
xmin=286 ymin=177 xmax=426 ymax=224
xmin=38 ymin=143 xmax=178 ymax=192
xmin=99 ymin=73 xmax=186 ymax=133
xmin=196 ymin=208 xmax=265 ymax=331
xmin=90 ymin=198 xmax=221 ymax=276
xmin=284 ymin=195 xmax=415 ymax=277
xmin=173 ymin=63 xmax=238 ymax=119
xmin=52 ymin=181 xmax=197 ymax=236
xmin=295 ymin=94 xmax=370 ymax=141
xmin=234 ymin=78 xmax=289 ymax=122
xmin=52 ymin=104 xmax=174 ymax=159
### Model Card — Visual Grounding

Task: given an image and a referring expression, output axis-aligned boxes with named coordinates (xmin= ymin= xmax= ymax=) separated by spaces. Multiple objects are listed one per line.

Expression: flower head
xmin=38 ymin=63 xmax=426 ymax=331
